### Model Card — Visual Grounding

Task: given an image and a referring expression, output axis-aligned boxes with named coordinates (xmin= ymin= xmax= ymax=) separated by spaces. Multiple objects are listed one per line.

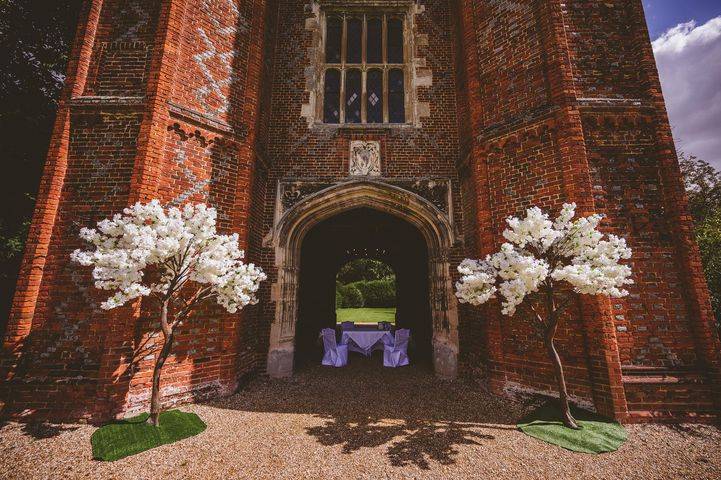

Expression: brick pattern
xmin=584 ymin=114 xmax=698 ymax=368
xmin=172 ymin=0 xmax=250 ymax=121
xmin=564 ymin=1 xmax=645 ymax=99
xmin=84 ymin=0 xmax=160 ymax=97
xmin=1 ymin=110 xmax=143 ymax=420
xmin=2 ymin=0 xmax=719 ymax=423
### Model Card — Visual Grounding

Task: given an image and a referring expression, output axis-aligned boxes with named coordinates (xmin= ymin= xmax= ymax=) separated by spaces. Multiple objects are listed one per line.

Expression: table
xmin=341 ymin=330 xmax=393 ymax=356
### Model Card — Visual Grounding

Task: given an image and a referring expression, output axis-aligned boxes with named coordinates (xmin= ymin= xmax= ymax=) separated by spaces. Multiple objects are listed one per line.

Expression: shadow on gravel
xmin=307 ymin=417 xmax=495 ymax=469
xmin=0 ymin=420 xmax=80 ymax=439
xmin=206 ymin=355 xmax=523 ymax=470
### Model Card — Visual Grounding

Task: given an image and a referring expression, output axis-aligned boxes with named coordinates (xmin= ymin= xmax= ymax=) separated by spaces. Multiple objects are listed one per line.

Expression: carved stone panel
xmin=349 ymin=141 xmax=381 ymax=176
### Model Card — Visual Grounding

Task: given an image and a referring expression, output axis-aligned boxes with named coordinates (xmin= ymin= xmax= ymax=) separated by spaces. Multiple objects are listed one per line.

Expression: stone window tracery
xmin=319 ymin=10 xmax=409 ymax=124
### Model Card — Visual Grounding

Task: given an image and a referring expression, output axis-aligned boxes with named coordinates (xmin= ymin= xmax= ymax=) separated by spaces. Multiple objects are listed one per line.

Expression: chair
xmin=321 ymin=328 xmax=348 ymax=367
xmin=340 ymin=321 xmax=355 ymax=331
xmin=383 ymin=329 xmax=410 ymax=367
xmin=379 ymin=321 xmax=392 ymax=331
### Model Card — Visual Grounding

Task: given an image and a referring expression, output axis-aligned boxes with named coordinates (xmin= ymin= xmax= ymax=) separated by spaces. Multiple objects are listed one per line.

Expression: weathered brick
xmin=2 ymin=0 xmax=719 ymax=423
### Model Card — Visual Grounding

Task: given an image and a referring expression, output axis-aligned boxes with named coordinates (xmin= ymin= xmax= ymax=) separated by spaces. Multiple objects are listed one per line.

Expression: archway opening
xmin=294 ymin=208 xmax=431 ymax=368
xmin=336 ymin=258 xmax=397 ymax=326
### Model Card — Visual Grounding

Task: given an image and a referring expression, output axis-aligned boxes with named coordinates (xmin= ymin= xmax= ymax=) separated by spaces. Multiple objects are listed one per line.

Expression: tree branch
xmin=170 ymin=285 xmax=215 ymax=328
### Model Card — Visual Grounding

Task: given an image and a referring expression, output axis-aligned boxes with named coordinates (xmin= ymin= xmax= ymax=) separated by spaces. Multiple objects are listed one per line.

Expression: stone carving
xmin=280 ymin=182 xmax=333 ymax=210
xmin=349 ymin=141 xmax=381 ymax=176
xmin=277 ymin=178 xmax=451 ymax=217
xmin=396 ymin=179 xmax=449 ymax=213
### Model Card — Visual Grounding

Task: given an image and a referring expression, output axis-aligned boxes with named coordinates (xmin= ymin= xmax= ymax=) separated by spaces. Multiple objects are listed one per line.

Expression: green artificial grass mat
xmin=517 ymin=402 xmax=628 ymax=454
xmin=91 ymin=409 xmax=206 ymax=461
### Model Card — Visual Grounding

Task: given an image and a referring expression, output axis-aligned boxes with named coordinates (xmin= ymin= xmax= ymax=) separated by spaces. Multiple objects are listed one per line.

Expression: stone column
xmin=267 ymin=264 xmax=299 ymax=378
xmin=430 ymin=255 xmax=458 ymax=380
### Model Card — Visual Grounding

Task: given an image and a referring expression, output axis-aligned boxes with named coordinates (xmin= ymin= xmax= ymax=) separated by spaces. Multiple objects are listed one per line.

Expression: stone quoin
xmin=2 ymin=0 xmax=720 ymax=424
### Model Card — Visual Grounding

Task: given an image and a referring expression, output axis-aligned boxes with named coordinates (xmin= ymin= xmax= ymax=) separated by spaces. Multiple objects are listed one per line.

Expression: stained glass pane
xmin=367 ymin=17 xmax=382 ymax=64
xmin=325 ymin=16 xmax=342 ymax=63
xmin=345 ymin=69 xmax=362 ymax=123
xmin=367 ymin=69 xmax=383 ymax=123
xmin=389 ymin=68 xmax=405 ymax=123
xmin=387 ymin=18 xmax=404 ymax=63
xmin=346 ymin=18 xmax=362 ymax=64
xmin=323 ymin=69 xmax=340 ymax=123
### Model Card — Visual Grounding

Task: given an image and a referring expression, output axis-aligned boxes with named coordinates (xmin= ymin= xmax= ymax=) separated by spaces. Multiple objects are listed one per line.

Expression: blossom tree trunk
xmin=149 ymin=298 xmax=174 ymax=427
xmin=543 ymin=285 xmax=580 ymax=429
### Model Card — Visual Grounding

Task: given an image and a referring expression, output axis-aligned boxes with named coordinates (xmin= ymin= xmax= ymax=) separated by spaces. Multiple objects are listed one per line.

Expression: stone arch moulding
xmin=265 ymin=179 xmax=458 ymax=379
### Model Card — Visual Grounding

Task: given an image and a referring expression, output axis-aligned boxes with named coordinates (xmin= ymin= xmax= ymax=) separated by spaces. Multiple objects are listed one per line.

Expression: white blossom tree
xmin=456 ymin=203 xmax=633 ymax=429
xmin=71 ymin=200 xmax=266 ymax=426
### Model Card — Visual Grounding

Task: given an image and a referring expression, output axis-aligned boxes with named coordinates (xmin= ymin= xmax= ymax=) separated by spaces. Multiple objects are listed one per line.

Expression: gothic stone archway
xmin=266 ymin=180 xmax=458 ymax=379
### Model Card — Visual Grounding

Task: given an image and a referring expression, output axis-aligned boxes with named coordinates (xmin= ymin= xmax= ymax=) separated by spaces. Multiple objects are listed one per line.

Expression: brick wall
xmin=1 ymin=0 xmax=270 ymax=422
xmin=252 ymin=0 xmax=469 ymax=369
xmin=456 ymin=0 xmax=719 ymax=419
xmin=2 ymin=0 xmax=718 ymax=423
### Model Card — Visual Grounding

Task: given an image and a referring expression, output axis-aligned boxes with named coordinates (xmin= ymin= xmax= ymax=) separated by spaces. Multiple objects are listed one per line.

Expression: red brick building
xmin=2 ymin=0 xmax=719 ymax=423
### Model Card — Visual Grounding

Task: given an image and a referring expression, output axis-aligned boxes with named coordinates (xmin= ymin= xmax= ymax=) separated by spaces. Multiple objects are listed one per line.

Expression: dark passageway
xmin=295 ymin=208 xmax=431 ymax=367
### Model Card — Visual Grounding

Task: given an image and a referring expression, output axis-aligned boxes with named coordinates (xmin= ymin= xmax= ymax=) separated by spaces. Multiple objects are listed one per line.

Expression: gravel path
xmin=1 ymin=357 xmax=720 ymax=479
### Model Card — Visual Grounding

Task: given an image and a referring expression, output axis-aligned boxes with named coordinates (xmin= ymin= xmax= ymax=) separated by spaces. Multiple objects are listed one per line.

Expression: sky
xmin=644 ymin=0 xmax=721 ymax=169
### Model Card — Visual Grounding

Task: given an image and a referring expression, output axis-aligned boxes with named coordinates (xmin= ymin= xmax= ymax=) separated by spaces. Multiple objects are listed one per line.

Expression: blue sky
xmin=644 ymin=1 xmax=721 ymax=169
xmin=644 ymin=0 xmax=721 ymax=39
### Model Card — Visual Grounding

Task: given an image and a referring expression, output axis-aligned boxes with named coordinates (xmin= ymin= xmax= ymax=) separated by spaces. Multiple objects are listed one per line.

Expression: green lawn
xmin=336 ymin=307 xmax=396 ymax=324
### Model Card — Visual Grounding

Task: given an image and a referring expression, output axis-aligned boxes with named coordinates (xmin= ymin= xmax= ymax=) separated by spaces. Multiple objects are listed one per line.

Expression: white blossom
xmin=71 ymin=200 xmax=267 ymax=312
xmin=456 ymin=203 xmax=633 ymax=315
xmin=455 ymin=258 xmax=497 ymax=306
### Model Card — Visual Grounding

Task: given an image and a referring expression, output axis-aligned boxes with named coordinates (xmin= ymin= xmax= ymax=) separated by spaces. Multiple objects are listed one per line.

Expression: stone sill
xmin=68 ymin=96 xmax=145 ymax=107
xmin=311 ymin=122 xmax=417 ymax=131
xmin=621 ymin=366 xmax=707 ymax=385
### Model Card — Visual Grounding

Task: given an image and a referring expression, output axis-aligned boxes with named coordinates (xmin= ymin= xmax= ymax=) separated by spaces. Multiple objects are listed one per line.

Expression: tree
xmin=679 ymin=153 xmax=721 ymax=331
xmin=456 ymin=204 xmax=633 ymax=429
xmin=71 ymin=201 xmax=266 ymax=426
xmin=696 ymin=211 xmax=721 ymax=327
xmin=0 ymin=0 xmax=84 ymax=329
xmin=678 ymin=152 xmax=721 ymax=221
xmin=337 ymin=258 xmax=394 ymax=284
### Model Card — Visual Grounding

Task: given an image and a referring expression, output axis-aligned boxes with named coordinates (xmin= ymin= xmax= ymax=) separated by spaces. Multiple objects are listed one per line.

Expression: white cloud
xmin=653 ymin=17 xmax=721 ymax=170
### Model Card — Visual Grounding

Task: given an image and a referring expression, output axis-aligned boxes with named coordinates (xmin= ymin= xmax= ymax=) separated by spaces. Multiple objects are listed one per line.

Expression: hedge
xmin=336 ymin=283 xmax=364 ymax=308
xmin=346 ymin=278 xmax=396 ymax=308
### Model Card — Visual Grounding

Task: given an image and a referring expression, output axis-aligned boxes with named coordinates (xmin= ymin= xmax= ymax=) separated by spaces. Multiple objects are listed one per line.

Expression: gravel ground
xmin=1 ymin=357 xmax=719 ymax=480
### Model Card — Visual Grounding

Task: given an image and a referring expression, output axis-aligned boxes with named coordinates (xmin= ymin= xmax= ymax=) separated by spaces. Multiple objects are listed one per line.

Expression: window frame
xmin=317 ymin=8 xmax=412 ymax=126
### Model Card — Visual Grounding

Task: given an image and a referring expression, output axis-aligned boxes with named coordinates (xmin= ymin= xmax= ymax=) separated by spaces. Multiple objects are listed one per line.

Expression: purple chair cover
xmin=321 ymin=328 xmax=348 ymax=367
xmin=340 ymin=321 xmax=355 ymax=331
xmin=375 ymin=326 xmax=394 ymax=351
xmin=383 ymin=328 xmax=410 ymax=367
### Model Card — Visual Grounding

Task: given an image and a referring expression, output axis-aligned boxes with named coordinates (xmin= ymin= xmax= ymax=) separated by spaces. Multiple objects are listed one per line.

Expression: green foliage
xmin=696 ymin=211 xmax=721 ymax=325
xmin=347 ymin=278 xmax=396 ymax=308
xmin=0 ymin=219 xmax=30 ymax=266
xmin=0 ymin=0 xmax=84 ymax=328
xmin=336 ymin=259 xmax=396 ymax=309
xmin=335 ymin=288 xmax=343 ymax=309
xmin=336 ymin=283 xmax=364 ymax=308
xmin=91 ymin=410 xmax=206 ymax=461
xmin=337 ymin=258 xmax=394 ymax=284
xmin=680 ymin=153 xmax=721 ymax=332
xmin=679 ymin=152 xmax=721 ymax=221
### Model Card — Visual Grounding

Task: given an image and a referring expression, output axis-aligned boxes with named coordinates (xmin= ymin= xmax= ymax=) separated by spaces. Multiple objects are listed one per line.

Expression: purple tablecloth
xmin=341 ymin=330 xmax=392 ymax=356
